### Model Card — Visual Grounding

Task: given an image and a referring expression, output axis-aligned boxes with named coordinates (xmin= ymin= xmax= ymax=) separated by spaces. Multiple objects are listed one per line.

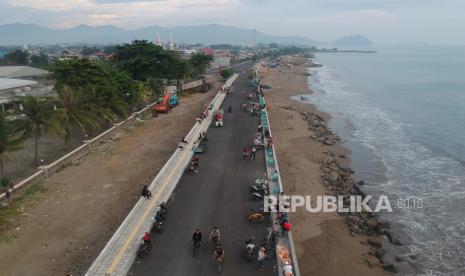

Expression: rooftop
xmin=0 ymin=66 xmax=49 ymax=79
xmin=0 ymin=78 xmax=37 ymax=91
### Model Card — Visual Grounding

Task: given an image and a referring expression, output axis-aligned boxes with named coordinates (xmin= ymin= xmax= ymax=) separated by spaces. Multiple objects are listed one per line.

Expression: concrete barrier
xmin=255 ymin=67 xmax=301 ymax=276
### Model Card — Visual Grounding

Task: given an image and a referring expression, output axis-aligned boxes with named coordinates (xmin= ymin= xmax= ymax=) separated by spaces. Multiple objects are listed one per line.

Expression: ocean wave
xmin=306 ymin=58 xmax=465 ymax=274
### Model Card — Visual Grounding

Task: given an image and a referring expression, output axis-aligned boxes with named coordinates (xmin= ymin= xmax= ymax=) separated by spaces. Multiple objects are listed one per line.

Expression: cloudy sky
xmin=1 ymin=0 xmax=465 ymax=44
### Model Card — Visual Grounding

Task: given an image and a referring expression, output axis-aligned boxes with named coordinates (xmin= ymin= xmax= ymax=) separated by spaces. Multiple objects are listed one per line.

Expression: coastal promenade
xmin=85 ymin=73 xmax=239 ymax=276
xmin=129 ymin=63 xmax=276 ymax=275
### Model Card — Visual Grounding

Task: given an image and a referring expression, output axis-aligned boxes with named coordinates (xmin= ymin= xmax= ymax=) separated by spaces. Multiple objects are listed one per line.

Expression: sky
xmin=1 ymin=0 xmax=465 ymax=45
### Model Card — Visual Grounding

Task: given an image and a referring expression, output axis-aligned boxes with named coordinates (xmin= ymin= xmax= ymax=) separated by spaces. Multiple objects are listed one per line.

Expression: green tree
xmin=220 ymin=68 xmax=234 ymax=79
xmin=112 ymin=40 xmax=165 ymax=81
xmin=18 ymin=96 xmax=62 ymax=166
xmin=112 ymin=40 xmax=191 ymax=81
xmin=0 ymin=49 xmax=28 ymax=66
xmin=56 ymin=85 xmax=100 ymax=144
xmin=189 ymin=53 xmax=213 ymax=77
xmin=53 ymin=59 xmax=111 ymax=90
xmin=0 ymin=113 xmax=27 ymax=176
xmin=30 ymin=54 xmax=49 ymax=69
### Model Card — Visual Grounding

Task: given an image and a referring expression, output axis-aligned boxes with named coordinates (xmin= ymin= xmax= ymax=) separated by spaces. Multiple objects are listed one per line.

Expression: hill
xmin=332 ymin=35 xmax=373 ymax=45
xmin=0 ymin=23 xmax=318 ymax=46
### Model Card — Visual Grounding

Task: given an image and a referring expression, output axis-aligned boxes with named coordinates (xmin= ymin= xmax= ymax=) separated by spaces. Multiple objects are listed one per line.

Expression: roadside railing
xmin=0 ymin=101 xmax=156 ymax=202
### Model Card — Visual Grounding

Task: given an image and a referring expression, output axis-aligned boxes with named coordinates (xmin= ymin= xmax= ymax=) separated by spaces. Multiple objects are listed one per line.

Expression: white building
xmin=0 ymin=66 xmax=49 ymax=79
xmin=211 ymin=55 xmax=231 ymax=69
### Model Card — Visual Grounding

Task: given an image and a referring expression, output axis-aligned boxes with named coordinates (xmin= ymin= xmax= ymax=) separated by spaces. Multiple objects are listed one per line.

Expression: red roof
xmin=199 ymin=48 xmax=215 ymax=55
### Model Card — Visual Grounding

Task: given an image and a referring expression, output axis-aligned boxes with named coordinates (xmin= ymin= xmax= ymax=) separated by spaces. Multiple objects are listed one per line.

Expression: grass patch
xmin=0 ymin=183 xmax=48 ymax=242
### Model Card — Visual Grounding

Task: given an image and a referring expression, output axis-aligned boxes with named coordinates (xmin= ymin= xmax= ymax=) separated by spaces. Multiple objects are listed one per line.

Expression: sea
xmin=300 ymin=46 xmax=465 ymax=275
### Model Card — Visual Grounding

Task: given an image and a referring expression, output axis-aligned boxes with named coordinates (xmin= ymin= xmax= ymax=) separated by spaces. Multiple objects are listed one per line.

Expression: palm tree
xmin=0 ymin=113 xmax=27 ymax=176
xmin=18 ymin=96 xmax=62 ymax=166
xmin=56 ymin=85 xmax=100 ymax=144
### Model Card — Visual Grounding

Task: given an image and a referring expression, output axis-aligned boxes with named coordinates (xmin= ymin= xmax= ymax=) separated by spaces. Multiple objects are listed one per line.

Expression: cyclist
xmin=209 ymin=226 xmax=221 ymax=246
xmin=192 ymin=229 xmax=202 ymax=245
xmin=143 ymin=231 xmax=152 ymax=248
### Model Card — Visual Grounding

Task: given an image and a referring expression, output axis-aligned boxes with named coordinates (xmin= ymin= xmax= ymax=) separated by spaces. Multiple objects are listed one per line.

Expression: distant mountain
xmin=0 ymin=23 xmax=318 ymax=46
xmin=332 ymin=35 xmax=373 ymax=45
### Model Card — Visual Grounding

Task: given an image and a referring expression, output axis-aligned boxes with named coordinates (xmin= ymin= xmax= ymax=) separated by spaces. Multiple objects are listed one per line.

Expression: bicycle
xmin=217 ymin=255 xmax=224 ymax=272
xmin=193 ymin=240 xmax=200 ymax=257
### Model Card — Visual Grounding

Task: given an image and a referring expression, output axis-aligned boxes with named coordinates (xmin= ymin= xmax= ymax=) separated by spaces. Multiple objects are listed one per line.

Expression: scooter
xmin=137 ymin=241 xmax=151 ymax=259
xmin=244 ymin=238 xmax=256 ymax=263
xmin=249 ymin=183 xmax=268 ymax=194
xmin=250 ymin=192 xmax=265 ymax=201
xmin=151 ymin=220 xmax=163 ymax=233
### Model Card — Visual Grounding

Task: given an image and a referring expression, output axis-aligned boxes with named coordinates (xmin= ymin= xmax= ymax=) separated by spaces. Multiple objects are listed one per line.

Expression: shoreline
xmin=260 ymin=56 xmax=407 ymax=275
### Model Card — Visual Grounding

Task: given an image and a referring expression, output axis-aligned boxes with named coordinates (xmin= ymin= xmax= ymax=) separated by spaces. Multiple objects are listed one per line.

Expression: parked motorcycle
xmin=151 ymin=220 xmax=163 ymax=233
xmin=249 ymin=184 xmax=268 ymax=194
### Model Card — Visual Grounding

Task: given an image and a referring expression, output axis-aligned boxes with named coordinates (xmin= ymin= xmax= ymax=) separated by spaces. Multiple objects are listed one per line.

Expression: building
xmin=168 ymin=33 xmax=175 ymax=51
xmin=155 ymin=32 xmax=163 ymax=47
xmin=0 ymin=78 xmax=48 ymax=112
xmin=0 ymin=66 xmax=49 ymax=79
xmin=211 ymin=55 xmax=231 ymax=69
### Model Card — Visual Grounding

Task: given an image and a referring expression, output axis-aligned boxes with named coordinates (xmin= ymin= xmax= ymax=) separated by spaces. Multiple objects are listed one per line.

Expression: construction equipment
xmin=169 ymin=93 xmax=179 ymax=107
xmin=153 ymin=95 xmax=171 ymax=113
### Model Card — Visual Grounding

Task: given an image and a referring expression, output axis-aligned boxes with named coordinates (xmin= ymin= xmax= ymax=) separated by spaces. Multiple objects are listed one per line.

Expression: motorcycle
xmin=244 ymin=238 xmax=256 ymax=263
xmin=249 ymin=183 xmax=268 ymax=194
xmin=151 ymin=219 xmax=163 ymax=233
xmin=250 ymin=192 xmax=265 ymax=201
xmin=137 ymin=241 xmax=151 ymax=259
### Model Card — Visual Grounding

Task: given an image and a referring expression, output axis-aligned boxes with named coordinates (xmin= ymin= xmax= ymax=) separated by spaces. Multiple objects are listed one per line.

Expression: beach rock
xmin=357 ymin=180 xmax=365 ymax=186
xmin=408 ymin=254 xmax=418 ymax=260
xmin=383 ymin=264 xmax=398 ymax=273
xmin=375 ymin=248 xmax=386 ymax=259
xmin=386 ymin=231 xmax=403 ymax=246
xmin=368 ymin=238 xmax=382 ymax=248
xmin=339 ymin=154 xmax=346 ymax=159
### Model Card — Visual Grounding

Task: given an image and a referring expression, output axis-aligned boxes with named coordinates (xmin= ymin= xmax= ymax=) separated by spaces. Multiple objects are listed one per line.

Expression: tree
xmin=30 ymin=54 xmax=49 ymax=70
xmin=0 ymin=113 xmax=27 ymax=175
xmin=112 ymin=40 xmax=166 ymax=81
xmin=220 ymin=68 xmax=234 ymax=79
xmin=0 ymin=49 xmax=28 ymax=66
xmin=112 ymin=40 xmax=191 ymax=81
xmin=18 ymin=96 xmax=62 ymax=166
xmin=189 ymin=53 xmax=214 ymax=77
xmin=53 ymin=59 xmax=111 ymax=90
xmin=56 ymin=85 xmax=100 ymax=144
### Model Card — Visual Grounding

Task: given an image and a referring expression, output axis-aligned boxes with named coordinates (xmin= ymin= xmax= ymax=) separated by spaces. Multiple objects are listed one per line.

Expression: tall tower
xmin=252 ymin=29 xmax=256 ymax=48
xmin=168 ymin=33 xmax=175 ymax=50
xmin=155 ymin=32 xmax=163 ymax=47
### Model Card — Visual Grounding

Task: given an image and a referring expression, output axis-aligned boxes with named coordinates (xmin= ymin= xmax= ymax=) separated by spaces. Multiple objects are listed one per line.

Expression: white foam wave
xmin=307 ymin=58 xmax=465 ymax=274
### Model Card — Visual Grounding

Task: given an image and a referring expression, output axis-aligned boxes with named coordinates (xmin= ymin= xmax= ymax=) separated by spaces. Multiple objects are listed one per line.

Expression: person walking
xmin=257 ymin=122 xmax=263 ymax=133
xmin=242 ymin=147 xmax=249 ymax=160
xmin=257 ymin=246 xmax=266 ymax=270
xmin=250 ymin=146 xmax=257 ymax=160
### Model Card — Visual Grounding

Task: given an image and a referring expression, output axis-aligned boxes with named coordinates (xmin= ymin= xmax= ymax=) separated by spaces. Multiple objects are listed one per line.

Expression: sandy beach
xmin=261 ymin=57 xmax=388 ymax=275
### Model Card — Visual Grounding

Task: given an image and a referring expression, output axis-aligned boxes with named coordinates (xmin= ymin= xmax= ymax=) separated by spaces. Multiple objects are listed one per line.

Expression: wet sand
xmin=261 ymin=56 xmax=387 ymax=275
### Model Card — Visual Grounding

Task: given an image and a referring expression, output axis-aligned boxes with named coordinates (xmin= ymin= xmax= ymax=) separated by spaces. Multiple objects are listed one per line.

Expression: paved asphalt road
xmin=129 ymin=63 xmax=277 ymax=276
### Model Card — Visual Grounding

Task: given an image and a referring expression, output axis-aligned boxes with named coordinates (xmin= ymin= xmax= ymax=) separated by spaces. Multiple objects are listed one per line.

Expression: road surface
xmin=129 ymin=63 xmax=277 ymax=276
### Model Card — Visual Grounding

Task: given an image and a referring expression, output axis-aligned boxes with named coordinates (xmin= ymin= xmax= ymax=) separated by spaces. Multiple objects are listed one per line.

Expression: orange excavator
xmin=153 ymin=94 xmax=171 ymax=113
